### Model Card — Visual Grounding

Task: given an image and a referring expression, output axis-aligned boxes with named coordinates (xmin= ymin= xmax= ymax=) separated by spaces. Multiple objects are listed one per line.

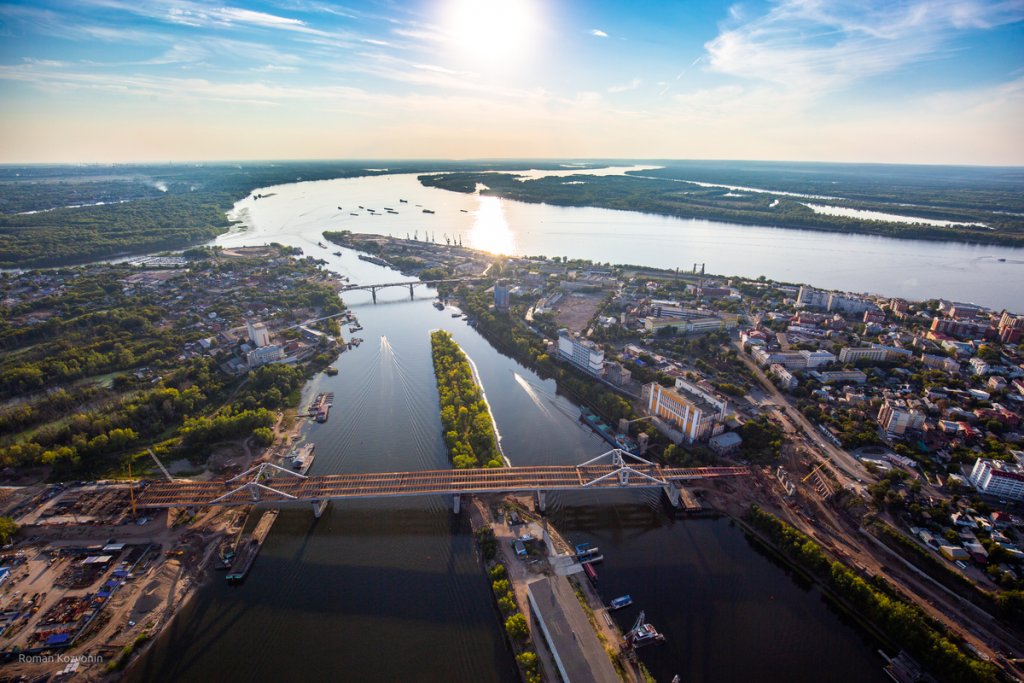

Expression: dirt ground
xmin=552 ymin=292 xmax=606 ymax=333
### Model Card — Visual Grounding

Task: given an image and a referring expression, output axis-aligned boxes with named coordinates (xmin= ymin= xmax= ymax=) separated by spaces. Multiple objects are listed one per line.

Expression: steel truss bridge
xmin=341 ymin=277 xmax=485 ymax=303
xmin=137 ymin=450 xmax=748 ymax=517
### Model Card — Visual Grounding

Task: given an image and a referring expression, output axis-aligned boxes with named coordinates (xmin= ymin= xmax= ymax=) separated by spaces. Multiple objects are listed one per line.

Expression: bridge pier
xmin=662 ymin=484 xmax=681 ymax=508
xmin=409 ymin=283 xmax=415 ymax=300
xmin=453 ymin=494 xmax=461 ymax=514
xmin=370 ymin=287 xmax=377 ymax=304
xmin=535 ymin=491 xmax=547 ymax=513
xmin=312 ymin=499 xmax=329 ymax=518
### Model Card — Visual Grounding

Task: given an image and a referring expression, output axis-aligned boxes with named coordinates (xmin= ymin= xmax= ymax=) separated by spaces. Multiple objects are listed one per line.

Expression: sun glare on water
xmin=470 ymin=196 xmax=515 ymax=254
xmin=442 ymin=0 xmax=540 ymax=67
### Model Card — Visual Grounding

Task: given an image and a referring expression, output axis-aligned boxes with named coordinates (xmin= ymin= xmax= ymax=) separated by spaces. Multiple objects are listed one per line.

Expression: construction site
xmin=0 ymin=479 xmax=240 ymax=680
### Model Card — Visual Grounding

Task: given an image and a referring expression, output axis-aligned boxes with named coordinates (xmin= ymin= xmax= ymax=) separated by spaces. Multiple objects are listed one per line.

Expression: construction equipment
xmin=802 ymin=461 xmax=828 ymax=483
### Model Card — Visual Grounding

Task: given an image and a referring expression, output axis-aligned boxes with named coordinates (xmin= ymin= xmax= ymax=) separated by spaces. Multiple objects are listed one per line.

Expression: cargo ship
xmin=289 ymin=443 xmax=316 ymax=474
xmin=609 ymin=595 xmax=633 ymax=610
xmin=580 ymin=408 xmax=639 ymax=454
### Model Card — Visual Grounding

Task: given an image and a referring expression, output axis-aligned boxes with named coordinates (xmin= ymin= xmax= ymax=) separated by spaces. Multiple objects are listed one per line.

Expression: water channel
xmin=126 ymin=170 xmax=958 ymax=681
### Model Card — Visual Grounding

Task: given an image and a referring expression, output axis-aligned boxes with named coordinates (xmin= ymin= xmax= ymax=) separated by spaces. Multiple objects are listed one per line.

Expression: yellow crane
xmin=127 ymin=458 xmax=137 ymax=520
xmin=802 ymin=461 xmax=828 ymax=483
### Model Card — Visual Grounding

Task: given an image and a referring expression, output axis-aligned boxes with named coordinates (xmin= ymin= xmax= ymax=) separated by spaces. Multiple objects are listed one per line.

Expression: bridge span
xmin=341 ymin=277 xmax=485 ymax=303
xmin=136 ymin=450 xmax=748 ymax=517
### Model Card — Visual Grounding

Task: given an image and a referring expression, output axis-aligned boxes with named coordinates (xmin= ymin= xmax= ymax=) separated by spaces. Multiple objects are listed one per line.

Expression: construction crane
xmin=127 ymin=459 xmax=137 ymax=520
xmin=802 ymin=461 xmax=828 ymax=483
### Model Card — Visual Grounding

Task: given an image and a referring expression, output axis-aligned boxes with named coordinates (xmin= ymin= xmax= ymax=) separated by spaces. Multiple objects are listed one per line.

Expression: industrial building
xmin=643 ymin=378 xmax=728 ymax=443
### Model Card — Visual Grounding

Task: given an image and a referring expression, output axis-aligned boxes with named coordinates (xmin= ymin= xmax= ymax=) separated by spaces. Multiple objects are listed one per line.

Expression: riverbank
xmin=468 ymin=494 xmax=639 ymax=683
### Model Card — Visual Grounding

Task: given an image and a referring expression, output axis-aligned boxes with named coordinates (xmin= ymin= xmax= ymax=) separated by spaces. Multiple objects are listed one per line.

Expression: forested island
xmin=430 ymin=330 xmax=504 ymax=469
xmin=419 ymin=161 xmax=1024 ymax=246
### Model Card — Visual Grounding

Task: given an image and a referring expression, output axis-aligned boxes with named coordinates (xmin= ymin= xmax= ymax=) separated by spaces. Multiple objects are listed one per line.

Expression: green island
xmin=418 ymin=162 xmax=1024 ymax=246
xmin=430 ymin=330 xmax=504 ymax=469
xmin=0 ymin=244 xmax=343 ymax=478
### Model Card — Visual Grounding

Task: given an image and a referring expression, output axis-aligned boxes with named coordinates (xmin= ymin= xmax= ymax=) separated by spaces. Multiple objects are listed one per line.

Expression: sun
xmin=441 ymin=0 xmax=539 ymax=68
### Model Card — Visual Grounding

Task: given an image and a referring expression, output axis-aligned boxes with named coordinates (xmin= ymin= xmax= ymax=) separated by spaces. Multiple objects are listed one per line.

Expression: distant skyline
xmin=1 ymin=0 xmax=1022 ymax=165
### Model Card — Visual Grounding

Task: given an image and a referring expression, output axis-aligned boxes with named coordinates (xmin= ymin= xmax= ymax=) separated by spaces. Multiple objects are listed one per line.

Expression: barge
xmin=580 ymin=408 xmax=639 ymax=454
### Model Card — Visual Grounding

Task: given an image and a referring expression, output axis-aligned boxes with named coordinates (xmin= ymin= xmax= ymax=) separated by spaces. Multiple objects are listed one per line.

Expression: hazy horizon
xmin=2 ymin=0 xmax=1023 ymax=165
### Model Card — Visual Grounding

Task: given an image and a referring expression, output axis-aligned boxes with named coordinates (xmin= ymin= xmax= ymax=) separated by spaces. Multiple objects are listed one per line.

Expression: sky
xmin=0 ymin=0 xmax=1022 ymax=165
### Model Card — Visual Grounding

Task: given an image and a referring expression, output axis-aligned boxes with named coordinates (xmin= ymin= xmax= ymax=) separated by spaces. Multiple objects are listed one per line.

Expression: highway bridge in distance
xmin=136 ymin=450 xmax=749 ymax=516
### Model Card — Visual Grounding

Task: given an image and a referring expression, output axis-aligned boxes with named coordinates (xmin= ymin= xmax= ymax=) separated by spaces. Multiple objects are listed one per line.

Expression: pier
xmin=226 ymin=509 xmax=278 ymax=582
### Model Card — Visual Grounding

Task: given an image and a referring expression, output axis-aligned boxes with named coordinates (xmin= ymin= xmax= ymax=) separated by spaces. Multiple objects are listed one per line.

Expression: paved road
xmin=732 ymin=340 xmax=875 ymax=491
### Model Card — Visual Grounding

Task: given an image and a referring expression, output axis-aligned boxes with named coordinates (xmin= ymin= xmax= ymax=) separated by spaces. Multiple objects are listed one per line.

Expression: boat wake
xmin=511 ymin=371 xmax=553 ymax=419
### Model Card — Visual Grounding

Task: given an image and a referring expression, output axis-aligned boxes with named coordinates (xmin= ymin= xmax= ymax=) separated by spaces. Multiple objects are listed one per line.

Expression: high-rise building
xmin=644 ymin=378 xmax=728 ymax=443
xmin=494 ymin=283 xmax=510 ymax=311
xmin=247 ymin=321 xmax=271 ymax=348
xmin=556 ymin=329 xmax=605 ymax=375
xmin=877 ymin=400 xmax=925 ymax=435
xmin=796 ymin=286 xmax=828 ymax=309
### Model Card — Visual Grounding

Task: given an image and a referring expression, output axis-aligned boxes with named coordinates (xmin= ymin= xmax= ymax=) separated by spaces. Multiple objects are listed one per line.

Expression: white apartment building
xmin=247 ymin=321 xmax=271 ymax=348
xmin=246 ymin=344 xmax=284 ymax=368
xmin=556 ymin=329 xmax=605 ymax=375
xmin=970 ymin=459 xmax=1024 ymax=501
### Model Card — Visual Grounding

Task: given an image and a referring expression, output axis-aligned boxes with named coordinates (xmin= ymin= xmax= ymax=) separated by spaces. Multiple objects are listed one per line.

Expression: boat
xmin=626 ymin=611 xmax=665 ymax=647
xmin=337 ymin=206 xmax=342 ymax=210
xmin=350 ymin=212 xmax=359 ymax=216
xmin=422 ymin=209 xmax=435 ymax=214
xmin=460 ymin=209 xmax=468 ymax=213
xmin=451 ymin=312 xmax=461 ymax=318
xmin=399 ymin=199 xmax=407 ymax=203
xmin=324 ymin=366 xmax=338 ymax=376
xmin=384 ymin=207 xmax=394 ymax=211
xmin=580 ymin=408 xmax=640 ymax=454
xmin=317 ymin=241 xmax=327 ymax=249
xmin=609 ymin=595 xmax=633 ymax=610
xmin=289 ymin=443 xmax=317 ymax=473
xmin=583 ymin=562 xmax=598 ymax=584
xmin=433 ymin=301 xmax=445 ymax=310
xmin=333 ymin=251 xmax=342 ymax=256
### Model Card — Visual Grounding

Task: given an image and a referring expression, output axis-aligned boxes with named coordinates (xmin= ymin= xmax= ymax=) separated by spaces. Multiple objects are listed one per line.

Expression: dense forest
xmin=419 ymin=164 xmax=1024 ymax=246
xmin=430 ymin=330 xmax=503 ymax=469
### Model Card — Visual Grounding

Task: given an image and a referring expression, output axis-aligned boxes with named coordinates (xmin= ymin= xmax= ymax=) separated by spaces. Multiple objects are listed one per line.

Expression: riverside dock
xmin=226 ymin=509 xmax=279 ymax=583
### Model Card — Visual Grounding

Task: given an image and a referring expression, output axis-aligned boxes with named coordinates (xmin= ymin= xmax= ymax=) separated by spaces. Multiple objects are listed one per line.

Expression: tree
xmin=0 ymin=516 xmax=17 ymax=545
xmin=505 ymin=613 xmax=529 ymax=641
xmin=252 ymin=427 xmax=274 ymax=446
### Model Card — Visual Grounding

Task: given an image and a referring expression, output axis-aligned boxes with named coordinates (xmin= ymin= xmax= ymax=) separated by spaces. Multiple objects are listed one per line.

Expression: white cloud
xmin=705 ymin=0 xmax=1024 ymax=91
xmin=590 ymin=29 xmax=609 ymax=38
xmin=607 ymin=78 xmax=641 ymax=93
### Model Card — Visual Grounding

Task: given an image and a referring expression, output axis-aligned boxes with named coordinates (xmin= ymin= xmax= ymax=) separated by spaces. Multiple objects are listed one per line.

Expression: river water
xmin=127 ymin=172 xmax=910 ymax=682
xmin=220 ymin=172 xmax=1023 ymax=310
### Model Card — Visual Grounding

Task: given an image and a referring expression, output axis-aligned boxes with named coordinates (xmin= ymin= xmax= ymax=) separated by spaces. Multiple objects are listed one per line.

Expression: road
xmin=732 ymin=340 xmax=875 ymax=492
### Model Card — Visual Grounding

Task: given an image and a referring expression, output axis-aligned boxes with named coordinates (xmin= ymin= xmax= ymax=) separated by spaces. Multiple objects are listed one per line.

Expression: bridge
xmin=136 ymin=450 xmax=748 ymax=517
xmin=341 ymin=277 xmax=486 ymax=303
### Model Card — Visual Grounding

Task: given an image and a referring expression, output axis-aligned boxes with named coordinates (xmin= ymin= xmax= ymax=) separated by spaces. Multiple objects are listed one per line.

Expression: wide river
xmin=127 ymin=172 xmax=917 ymax=682
xmin=220 ymin=172 xmax=1023 ymax=310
